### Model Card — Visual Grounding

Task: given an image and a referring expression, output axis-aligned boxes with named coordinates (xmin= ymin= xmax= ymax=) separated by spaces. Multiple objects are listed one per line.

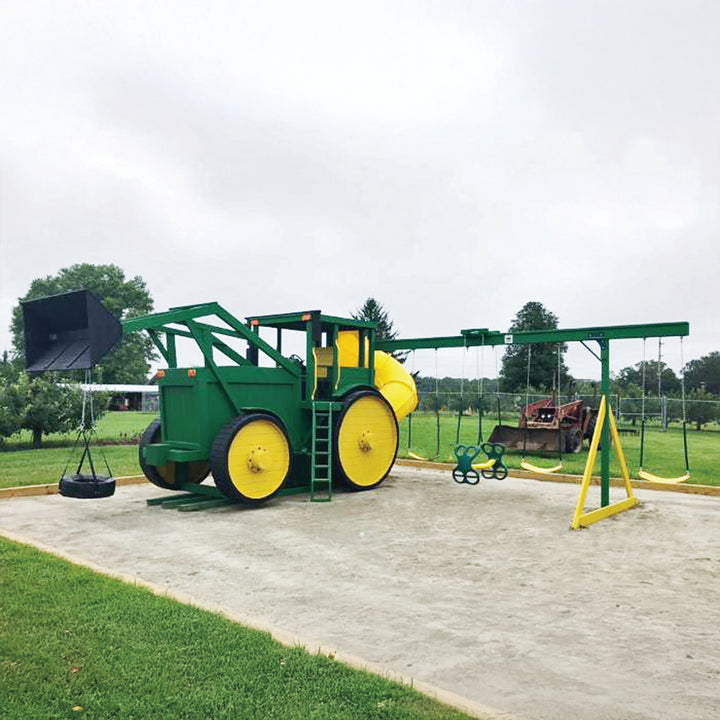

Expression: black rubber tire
xmin=334 ymin=390 xmax=398 ymax=491
xmin=210 ymin=413 xmax=292 ymax=504
xmin=139 ymin=420 xmax=210 ymax=490
xmin=59 ymin=473 xmax=116 ymax=499
xmin=565 ymin=429 xmax=583 ymax=454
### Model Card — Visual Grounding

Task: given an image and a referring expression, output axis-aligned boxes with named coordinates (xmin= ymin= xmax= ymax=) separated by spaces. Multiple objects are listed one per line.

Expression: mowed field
xmin=1 ymin=411 xmax=719 ymax=488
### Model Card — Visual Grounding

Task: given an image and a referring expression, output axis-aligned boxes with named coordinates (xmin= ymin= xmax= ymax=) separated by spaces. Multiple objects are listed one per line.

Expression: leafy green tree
xmin=684 ymin=388 xmax=720 ymax=430
xmin=500 ymin=302 xmax=571 ymax=393
xmin=684 ymin=352 xmax=720 ymax=395
xmin=11 ymin=263 xmax=156 ymax=383
xmin=352 ymin=297 xmax=407 ymax=362
xmin=0 ymin=362 xmax=106 ymax=448
xmin=15 ymin=373 xmax=89 ymax=448
xmin=0 ymin=370 xmax=23 ymax=441
xmin=614 ymin=360 xmax=680 ymax=395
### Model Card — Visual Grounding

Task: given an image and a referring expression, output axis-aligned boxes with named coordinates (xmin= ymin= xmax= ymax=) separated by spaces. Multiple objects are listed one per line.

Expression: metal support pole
xmin=599 ymin=339 xmax=610 ymax=507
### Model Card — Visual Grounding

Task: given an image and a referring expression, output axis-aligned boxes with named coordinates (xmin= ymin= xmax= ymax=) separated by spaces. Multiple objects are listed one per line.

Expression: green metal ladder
xmin=311 ymin=402 xmax=333 ymax=502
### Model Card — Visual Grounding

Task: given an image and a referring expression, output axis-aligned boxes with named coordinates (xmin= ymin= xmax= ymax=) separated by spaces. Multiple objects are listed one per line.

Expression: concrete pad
xmin=2 ymin=466 xmax=719 ymax=720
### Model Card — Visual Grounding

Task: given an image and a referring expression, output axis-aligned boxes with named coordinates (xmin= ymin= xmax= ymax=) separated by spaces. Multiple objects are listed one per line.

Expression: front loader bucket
xmin=488 ymin=425 xmax=564 ymax=453
xmin=22 ymin=290 xmax=122 ymax=372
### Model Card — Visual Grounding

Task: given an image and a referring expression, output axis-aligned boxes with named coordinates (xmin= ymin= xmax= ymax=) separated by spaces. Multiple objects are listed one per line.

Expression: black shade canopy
xmin=22 ymin=290 xmax=123 ymax=372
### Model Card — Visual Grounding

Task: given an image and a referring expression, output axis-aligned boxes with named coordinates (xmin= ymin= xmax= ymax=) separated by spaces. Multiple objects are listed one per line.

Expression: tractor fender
xmin=236 ymin=407 xmax=291 ymax=441
xmin=335 ymin=383 xmax=378 ymax=400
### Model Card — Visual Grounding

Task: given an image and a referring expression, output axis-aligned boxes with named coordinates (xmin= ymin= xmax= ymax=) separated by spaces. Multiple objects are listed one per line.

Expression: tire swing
xmin=59 ymin=371 xmax=115 ymax=499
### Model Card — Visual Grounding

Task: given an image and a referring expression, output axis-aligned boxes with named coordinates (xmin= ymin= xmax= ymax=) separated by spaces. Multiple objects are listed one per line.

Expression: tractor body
xmin=22 ymin=293 xmax=416 ymax=503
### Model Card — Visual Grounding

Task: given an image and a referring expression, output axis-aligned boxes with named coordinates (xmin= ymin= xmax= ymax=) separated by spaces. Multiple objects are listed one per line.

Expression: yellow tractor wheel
xmin=211 ymin=414 xmax=291 ymax=503
xmin=139 ymin=420 xmax=210 ymax=490
xmin=335 ymin=390 xmax=398 ymax=490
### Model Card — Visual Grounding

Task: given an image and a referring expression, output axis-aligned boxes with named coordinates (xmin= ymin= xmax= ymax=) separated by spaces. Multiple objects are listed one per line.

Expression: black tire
xmin=139 ymin=420 xmax=210 ymax=491
xmin=334 ymin=390 xmax=398 ymax=491
xmin=565 ymin=429 xmax=582 ymax=454
xmin=210 ymin=413 xmax=292 ymax=504
xmin=59 ymin=473 xmax=116 ymax=499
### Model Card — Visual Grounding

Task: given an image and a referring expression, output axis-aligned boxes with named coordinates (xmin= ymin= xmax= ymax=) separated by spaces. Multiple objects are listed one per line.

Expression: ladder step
xmin=311 ymin=403 xmax=333 ymax=502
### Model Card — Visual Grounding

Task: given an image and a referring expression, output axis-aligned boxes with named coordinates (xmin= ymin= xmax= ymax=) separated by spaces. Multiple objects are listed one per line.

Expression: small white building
xmin=80 ymin=384 xmax=159 ymax=412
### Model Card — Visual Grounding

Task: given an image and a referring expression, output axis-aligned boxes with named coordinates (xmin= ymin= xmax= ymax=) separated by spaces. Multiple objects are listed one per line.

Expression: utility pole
xmin=658 ymin=338 xmax=666 ymax=431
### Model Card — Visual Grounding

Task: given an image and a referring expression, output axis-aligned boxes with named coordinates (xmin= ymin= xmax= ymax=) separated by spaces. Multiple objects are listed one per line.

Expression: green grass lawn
xmin=2 ymin=412 xmax=157 ymax=451
xmin=0 ymin=538 xmax=476 ymax=720
xmin=399 ymin=413 xmax=720 ymax=486
xmin=0 ymin=412 xmax=153 ymax=488
xmin=0 ymin=445 xmax=142 ymax=489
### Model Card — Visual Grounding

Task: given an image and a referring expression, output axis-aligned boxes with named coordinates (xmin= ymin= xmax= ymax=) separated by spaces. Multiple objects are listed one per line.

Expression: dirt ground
xmin=2 ymin=466 xmax=719 ymax=720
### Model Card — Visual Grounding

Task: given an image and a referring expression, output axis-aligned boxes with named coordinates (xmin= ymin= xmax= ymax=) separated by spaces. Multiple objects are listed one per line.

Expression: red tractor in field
xmin=489 ymin=398 xmax=596 ymax=454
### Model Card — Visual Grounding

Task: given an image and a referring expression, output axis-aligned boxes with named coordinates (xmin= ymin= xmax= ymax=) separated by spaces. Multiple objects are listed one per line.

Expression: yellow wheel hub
xmin=358 ymin=430 xmax=374 ymax=451
xmin=247 ymin=446 xmax=269 ymax=472
xmin=338 ymin=394 xmax=397 ymax=488
xmin=227 ymin=419 xmax=290 ymax=500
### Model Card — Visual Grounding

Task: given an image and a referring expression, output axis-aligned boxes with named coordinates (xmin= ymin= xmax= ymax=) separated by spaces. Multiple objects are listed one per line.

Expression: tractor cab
xmin=244 ymin=310 xmax=377 ymax=402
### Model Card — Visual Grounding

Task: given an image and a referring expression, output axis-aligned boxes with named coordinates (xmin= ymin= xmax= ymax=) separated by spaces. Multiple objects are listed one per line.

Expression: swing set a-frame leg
xmin=571 ymin=395 xmax=638 ymax=529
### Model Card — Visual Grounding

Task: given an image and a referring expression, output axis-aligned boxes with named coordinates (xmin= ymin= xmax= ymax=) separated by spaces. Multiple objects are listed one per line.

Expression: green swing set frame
xmin=378 ymin=320 xmax=690 ymax=526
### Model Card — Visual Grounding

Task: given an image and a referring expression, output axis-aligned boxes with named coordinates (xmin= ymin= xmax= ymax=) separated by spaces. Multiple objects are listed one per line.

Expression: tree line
xmin=2 ymin=270 xmax=719 ymax=448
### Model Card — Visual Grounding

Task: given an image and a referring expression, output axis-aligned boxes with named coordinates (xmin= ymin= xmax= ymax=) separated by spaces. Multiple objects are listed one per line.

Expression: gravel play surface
xmin=2 ymin=466 xmax=719 ymax=720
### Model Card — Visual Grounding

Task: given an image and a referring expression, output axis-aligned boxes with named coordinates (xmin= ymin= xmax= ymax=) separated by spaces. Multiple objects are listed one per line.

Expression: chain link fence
xmin=412 ymin=388 xmax=720 ymax=431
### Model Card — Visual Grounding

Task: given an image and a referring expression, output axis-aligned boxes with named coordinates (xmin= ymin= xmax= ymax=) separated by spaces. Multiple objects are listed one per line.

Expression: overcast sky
xmin=1 ymin=0 xmax=718 ymax=380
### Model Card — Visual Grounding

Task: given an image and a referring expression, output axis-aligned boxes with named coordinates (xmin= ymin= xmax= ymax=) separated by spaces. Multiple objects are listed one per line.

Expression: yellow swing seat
xmin=520 ymin=460 xmax=563 ymax=475
xmin=408 ymin=450 xmax=438 ymax=462
xmin=637 ymin=469 xmax=690 ymax=484
xmin=472 ymin=458 xmax=496 ymax=471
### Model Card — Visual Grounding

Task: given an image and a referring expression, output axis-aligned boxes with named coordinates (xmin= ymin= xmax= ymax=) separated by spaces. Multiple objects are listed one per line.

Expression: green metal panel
xmin=161 ymin=366 xmax=302 ymax=449
xmin=333 ymin=368 xmax=373 ymax=398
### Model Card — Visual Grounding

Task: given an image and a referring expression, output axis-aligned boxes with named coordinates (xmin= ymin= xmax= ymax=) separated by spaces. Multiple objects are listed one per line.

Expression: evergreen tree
xmin=352 ymin=298 xmax=407 ymax=362
xmin=500 ymin=302 xmax=572 ymax=393
xmin=352 ymin=298 xmax=398 ymax=341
